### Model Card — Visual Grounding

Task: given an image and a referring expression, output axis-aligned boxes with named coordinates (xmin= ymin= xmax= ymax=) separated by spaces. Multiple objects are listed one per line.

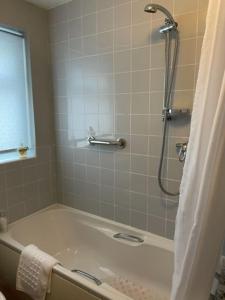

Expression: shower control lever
xmin=162 ymin=108 xmax=191 ymax=121
xmin=176 ymin=142 xmax=188 ymax=162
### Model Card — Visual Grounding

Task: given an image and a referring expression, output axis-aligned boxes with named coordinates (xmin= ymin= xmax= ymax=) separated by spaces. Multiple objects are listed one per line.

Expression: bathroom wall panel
xmin=50 ymin=0 xmax=209 ymax=239
xmin=0 ymin=0 xmax=56 ymax=222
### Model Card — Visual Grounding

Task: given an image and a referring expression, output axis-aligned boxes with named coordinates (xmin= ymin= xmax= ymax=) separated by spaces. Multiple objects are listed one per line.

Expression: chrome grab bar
xmin=71 ymin=269 xmax=102 ymax=286
xmin=113 ymin=233 xmax=144 ymax=243
xmin=88 ymin=136 xmax=126 ymax=149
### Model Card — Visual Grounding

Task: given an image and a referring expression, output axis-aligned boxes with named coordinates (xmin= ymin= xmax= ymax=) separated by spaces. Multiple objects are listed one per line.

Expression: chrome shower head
xmin=144 ymin=3 xmax=178 ymax=32
xmin=144 ymin=4 xmax=157 ymax=13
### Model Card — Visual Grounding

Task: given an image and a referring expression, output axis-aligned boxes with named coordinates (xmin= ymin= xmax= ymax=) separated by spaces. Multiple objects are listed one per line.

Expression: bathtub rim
xmin=5 ymin=203 xmax=174 ymax=251
xmin=0 ymin=204 xmax=174 ymax=300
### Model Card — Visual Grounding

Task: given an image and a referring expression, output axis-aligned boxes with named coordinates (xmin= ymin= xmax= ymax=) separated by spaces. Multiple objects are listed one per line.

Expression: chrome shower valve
xmin=176 ymin=142 xmax=188 ymax=162
xmin=162 ymin=108 xmax=191 ymax=121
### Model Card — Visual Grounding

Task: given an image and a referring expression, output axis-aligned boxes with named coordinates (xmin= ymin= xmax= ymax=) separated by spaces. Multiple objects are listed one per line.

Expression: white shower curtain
xmin=171 ymin=0 xmax=225 ymax=299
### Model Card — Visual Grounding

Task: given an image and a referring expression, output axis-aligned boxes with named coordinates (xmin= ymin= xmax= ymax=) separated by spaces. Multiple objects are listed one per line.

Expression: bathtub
xmin=0 ymin=204 xmax=174 ymax=300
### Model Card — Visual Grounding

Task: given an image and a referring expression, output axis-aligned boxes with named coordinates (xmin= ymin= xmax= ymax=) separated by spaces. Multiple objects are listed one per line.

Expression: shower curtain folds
xmin=171 ymin=1 xmax=225 ymax=299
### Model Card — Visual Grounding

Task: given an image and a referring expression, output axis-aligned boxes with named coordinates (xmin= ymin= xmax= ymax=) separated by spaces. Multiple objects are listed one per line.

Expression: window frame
xmin=0 ymin=24 xmax=36 ymax=164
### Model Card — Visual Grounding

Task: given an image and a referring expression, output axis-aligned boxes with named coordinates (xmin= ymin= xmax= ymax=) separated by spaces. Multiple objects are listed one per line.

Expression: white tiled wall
xmin=50 ymin=0 xmax=208 ymax=239
xmin=0 ymin=146 xmax=55 ymax=222
xmin=0 ymin=0 xmax=56 ymax=222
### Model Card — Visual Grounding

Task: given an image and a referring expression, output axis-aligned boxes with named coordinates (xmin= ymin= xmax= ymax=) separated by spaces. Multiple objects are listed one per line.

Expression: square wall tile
xmin=174 ymin=0 xmax=197 ymax=15
xmin=83 ymin=14 xmax=97 ymax=36
xmin=115 ymin=50 xmax=131 ymax=73
xmin=100 ymin=151 xmax=115 ymax=169
xmin=115 ymin=2 xmax=131 ymax=28
xmin=67 ymin=0 xmax=82 ymax=19
xmin=115 ymin=206 xmax=130 ymax=225
xmin=149 ymin=115 xmax=163 ymax=136
xmin=132 ymin=22 xmax=151 ymax=48
xmin=116 ymin=115 xmax=130 ymax=134
xmin=150 ymin=69 xmax=165 ymax=91
xmin=116 ymin=171 xmax=130 ymax=190
xmin=176 ymin=12 xmax=197 ymax=39
xmin=132 ymin=93 xmax=150 ymax=114
xmin=132 ymin=46 xmax=150 ymax=71
xmin=100 ymin=202 xmax=114 ymax=220
xmin=50 ymin=5 xmax=67 ymax=24
xmin=166 ymin=200 xmax=178 ymax=221
xmin=115 ymin=188 xmax=130 ymax=209
xmin=115 ymin=27 xmax=131 ymax=51
xmin=132 ymin=70 xmax=150 ymax=93
xmin=131 ymin=192 xmax=147 ymax=213
xmin=97 ymin=31 xmax=114 ymax=52
xmin=97 ymin=8 xmax=114 ymax=32
xmin=100 ymin=185 xmax=115 ymax=204
xmin=68 ymin=19 xmax=82 ymax=39
xmin=150 ymin=92 xmax=164 ymax=114
xmin=115 ymin=72 xmax=131 ymax=94
xmin=175 ymin=66 xmax=195 ymax=90
xmin=132 ymin=0 xmax=151 ymax=25
xmin=198 ymin=0 xmax=209 ymax=10
xmin=116 ymin=94 xmax=131 ymax=114
xmin=100 ymin=168 xmax=115 ymax=186
xmin=51 ymin=22 xmax=68 ymax=43
xmin=131 ymin=173 xmax=148 ymax=194
xmin=97 ymin=0 xmax=114 ymax=10
xmin=82 ymin=0 xmax=97 ymax=15
xmin=131 ymin=211 xmax=147 ymax=230
xmin=115 ymin=153 xmax=130 ymax=171
xmin=151 ymin=44 xmax=165 ymax=69
xmin=131 ymin=155 xmax=148 ymax=175
xmin=131 ymin=115 xmax=149 ymax=135
xmin=166 ymin=220 xmax=175 ymax=239
xmin=148 ymin=214 xmax=166 ymax=237
xmin=131 ymin=135 xmax=149 ymax=155
xmin=148 ymin=196 xmax=166 ymax=219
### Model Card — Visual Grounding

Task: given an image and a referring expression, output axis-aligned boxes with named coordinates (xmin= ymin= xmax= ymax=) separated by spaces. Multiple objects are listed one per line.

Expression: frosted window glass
xmin=0 ymin=28 xmax=35 ymax=155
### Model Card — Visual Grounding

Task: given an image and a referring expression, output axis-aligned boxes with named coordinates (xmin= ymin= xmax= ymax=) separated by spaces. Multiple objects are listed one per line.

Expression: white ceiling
xmin=26 ymin=0 xmax=71 ymax=10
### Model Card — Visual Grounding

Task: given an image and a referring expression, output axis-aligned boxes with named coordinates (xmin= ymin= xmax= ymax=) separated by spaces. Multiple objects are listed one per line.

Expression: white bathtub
xmin=0 ymin=204 xmax=174 ymax=300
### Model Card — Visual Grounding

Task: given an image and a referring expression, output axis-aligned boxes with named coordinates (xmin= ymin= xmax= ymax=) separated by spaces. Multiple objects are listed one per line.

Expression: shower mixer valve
xmin=162 ymin=108 xmax=191 ymax=121
xmin=176 ymin=142 xmax=188 ymax=162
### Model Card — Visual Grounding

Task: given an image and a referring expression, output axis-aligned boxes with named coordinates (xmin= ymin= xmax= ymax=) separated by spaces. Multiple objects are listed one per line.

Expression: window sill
xmin=0 ymin=149 xmax=36 ymax=165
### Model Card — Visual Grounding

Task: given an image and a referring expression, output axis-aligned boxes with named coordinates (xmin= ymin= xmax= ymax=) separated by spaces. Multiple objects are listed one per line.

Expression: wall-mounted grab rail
xmin=71 ymin=269 xmax=102 ymax=286
xmin=113 ymin=233 xmax=144 ymax=243
xmin=88 ymin=136 xmax=126 ymax=149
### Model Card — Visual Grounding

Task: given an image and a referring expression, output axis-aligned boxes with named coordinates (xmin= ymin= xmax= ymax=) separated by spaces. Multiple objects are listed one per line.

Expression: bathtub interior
xmin=7 ymin=205 xmax=174 ymax=300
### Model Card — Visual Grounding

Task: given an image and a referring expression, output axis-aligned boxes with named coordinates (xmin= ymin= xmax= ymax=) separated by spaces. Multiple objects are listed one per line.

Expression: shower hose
xmin=157 ymin=29 xmax=180 ymax=197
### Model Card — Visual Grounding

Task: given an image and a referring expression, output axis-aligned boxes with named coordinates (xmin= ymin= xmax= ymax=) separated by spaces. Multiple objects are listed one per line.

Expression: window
xmin=0 ymin=25 xmax=36 ymax=163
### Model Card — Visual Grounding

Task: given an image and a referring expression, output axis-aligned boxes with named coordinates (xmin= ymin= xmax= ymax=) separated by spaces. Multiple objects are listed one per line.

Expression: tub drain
xmin=105 ymin=276 xmax=168 ymax=300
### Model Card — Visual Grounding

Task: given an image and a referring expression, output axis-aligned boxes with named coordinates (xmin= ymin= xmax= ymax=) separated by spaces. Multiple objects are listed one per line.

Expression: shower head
xmin=144 ymin=4 xmax=157 ymax=13
xmin=144 ymin=3 xmax=178 ymax=32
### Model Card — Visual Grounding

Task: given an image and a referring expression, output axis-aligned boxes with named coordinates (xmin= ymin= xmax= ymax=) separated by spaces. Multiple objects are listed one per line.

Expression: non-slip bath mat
xmin=105 ymin=276 xmax=169 ymax=300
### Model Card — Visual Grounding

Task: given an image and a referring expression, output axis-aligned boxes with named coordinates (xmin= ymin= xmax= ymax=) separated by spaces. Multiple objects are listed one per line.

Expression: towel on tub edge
xmin=16 ymin=244 xmax=59 ymax=300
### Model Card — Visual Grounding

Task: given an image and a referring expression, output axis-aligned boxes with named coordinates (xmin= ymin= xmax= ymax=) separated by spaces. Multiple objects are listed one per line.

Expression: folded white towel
xmin=16 ymin=244 xmax=59 ymax=300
